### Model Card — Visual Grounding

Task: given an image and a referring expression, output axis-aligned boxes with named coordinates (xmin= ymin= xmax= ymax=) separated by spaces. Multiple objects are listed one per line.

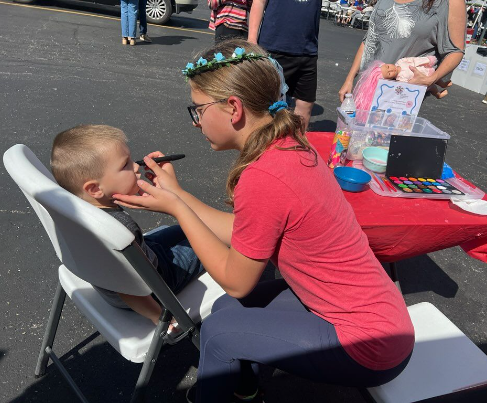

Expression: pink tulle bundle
xmin=352 ymin=60 xmax=385 ymax=111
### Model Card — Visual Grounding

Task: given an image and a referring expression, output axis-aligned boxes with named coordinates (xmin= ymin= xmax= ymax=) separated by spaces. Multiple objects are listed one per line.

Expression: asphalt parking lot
xmin=1 ymin=1 xmax=487 ymax=402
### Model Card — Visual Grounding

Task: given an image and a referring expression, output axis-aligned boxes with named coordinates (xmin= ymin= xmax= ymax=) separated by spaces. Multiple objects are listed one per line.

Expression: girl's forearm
xmin=172 ymin=201 xmax=264 ymax=297
xmin=172 ymin=202 xmax=233 ymax=288
xmin=176 ymin=189 xmax=234 ymax=246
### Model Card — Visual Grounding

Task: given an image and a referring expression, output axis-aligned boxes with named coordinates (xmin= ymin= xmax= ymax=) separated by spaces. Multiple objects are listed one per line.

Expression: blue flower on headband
xmin=214 ymin=53 xmax=225 ymax=62
xmin=182 ymin=62 xmax=195 ymax=75
xmin=232 ymin=47 xmax=245 ymax=58
xmin=197 ymin=57 xmax=208 ymax=66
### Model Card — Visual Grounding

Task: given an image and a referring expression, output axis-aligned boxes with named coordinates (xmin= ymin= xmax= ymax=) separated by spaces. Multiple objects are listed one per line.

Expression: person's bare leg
xmin=294 ymin=98 xmax=314 ymax=131
xmin=429 ymin=85 xmax=448 ymax=99
xmin=436 ymin=79 xmax=452 ymax=89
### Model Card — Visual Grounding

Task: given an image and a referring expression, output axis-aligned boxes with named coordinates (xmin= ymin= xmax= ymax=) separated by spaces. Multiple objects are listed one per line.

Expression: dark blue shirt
xmin=258 ymin=0 xmax=321 ymax=56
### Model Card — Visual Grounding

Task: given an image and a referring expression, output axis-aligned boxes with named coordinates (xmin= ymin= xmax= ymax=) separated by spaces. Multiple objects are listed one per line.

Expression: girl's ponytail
xmin=226 ymin=107 xmax=316 ymax=205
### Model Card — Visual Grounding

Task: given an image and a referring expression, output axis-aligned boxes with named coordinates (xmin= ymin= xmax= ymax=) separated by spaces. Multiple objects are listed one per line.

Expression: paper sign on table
xmin=473 ymin=62 xmax=487 ymax=77
xmin=457 ymin=58 xmax=470 ymax=72
xmin=367 ymin=79 xmax=427 ymax=131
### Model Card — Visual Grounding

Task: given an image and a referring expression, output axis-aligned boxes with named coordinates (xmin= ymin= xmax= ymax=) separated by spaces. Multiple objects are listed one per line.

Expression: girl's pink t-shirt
xmin=231 ymin=139 xmax=414 ymax=371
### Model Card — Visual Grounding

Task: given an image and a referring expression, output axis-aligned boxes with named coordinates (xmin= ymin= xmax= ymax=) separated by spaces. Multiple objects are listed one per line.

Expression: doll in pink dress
xmin=353 ymin=57 xmax=452 ymax=111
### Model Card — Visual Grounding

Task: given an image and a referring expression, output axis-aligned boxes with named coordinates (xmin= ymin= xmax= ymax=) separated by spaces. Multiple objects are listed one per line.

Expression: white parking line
xmin=0 ymin=0 xmax=213 ymax=35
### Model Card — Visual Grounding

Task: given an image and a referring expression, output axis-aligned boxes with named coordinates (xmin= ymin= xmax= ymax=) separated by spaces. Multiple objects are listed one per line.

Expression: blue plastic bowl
xmin=334 ymin=166 xmax=371 ymax=192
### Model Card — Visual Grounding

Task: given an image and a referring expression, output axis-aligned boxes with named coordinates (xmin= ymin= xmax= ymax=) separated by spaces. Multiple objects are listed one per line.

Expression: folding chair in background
xmin=356 ymin=9 xmax=373 ymax=30
xmin=3 ymin=144 xmax=226 ymax=403
xmin=321 ymin=0 xmax=331 ymax=19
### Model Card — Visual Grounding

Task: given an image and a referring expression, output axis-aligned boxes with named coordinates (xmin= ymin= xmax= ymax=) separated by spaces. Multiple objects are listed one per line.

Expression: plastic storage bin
xmin=335 ymin=109 xmax=451 ymax=161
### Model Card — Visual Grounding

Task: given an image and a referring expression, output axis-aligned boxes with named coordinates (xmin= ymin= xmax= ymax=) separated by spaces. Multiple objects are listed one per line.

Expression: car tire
xmin=13 ymin=0 xmax=37 ymax=4
xmin=146 ymin=0 xmax=172 ymax=25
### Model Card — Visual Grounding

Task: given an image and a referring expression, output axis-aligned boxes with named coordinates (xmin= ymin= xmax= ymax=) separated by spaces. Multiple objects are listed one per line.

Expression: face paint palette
xmin=386 ymin=176 xmax=464 ymax=196
xmin=351 ymin=160 xmax=485 ymax=200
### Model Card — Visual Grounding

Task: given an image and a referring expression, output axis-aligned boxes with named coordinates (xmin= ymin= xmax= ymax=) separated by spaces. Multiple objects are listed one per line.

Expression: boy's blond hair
xmin=50 ymin=125 xmax=127 ymax=196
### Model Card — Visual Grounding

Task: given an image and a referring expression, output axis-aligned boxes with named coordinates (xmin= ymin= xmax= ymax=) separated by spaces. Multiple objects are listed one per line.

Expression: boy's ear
xmin=83 ymin=180 xmax=104 ymax=199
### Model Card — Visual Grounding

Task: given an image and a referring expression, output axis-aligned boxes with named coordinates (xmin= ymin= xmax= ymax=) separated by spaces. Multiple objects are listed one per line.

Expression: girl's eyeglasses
xmin=187 ymin=99 xmax=227 ymax=124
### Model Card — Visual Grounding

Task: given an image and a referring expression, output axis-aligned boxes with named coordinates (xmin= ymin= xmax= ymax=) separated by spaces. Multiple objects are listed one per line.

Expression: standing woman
xmin=338 ymin=0 xmax=466 ymax=102
xmin=121 ymin=0 xmax=138 ymax=45
xmin=114 ymin=39 xmax=414 ymax=403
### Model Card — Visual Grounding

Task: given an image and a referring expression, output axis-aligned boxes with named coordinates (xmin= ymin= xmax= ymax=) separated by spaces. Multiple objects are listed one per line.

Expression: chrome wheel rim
xmin=146 ymin=0 xmax=167 ymax=20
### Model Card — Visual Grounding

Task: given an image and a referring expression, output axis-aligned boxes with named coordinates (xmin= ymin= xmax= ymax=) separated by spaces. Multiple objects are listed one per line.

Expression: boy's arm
xmin=118 ymin=293 xmax=162 ymax=325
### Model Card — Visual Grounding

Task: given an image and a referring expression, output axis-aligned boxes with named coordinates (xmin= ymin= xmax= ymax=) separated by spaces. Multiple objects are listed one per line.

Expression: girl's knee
xmin=211 ymin=293 xmax=237 ymax=313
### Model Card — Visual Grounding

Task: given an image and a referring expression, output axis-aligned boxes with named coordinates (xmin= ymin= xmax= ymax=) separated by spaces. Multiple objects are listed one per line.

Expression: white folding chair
xmin=328 ymin=2 xmax=338 ymax=19
xmin=356 ymin=9 xmax=373 ymax=30
xmin=321 ymin=0 xmax=331 ymax=19
xmin=364 ymin=302 xmax=487 ymax=402
xmin=3 ymin=144 xmax=226 ymax=403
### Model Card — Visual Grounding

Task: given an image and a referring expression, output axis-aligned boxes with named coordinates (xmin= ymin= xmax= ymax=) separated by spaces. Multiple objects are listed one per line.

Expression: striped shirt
xmin=208 ymin=0 xmax=252 ymax=32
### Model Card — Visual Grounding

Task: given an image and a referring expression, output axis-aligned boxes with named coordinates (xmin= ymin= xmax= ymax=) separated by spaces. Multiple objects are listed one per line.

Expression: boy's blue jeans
xmin=144 ymin=225 xmax=204 ymax=295
xmin=121 ymin=0 xmax=138 ymax=38
xmin=138 ymin=0 xmax=147 ymax=35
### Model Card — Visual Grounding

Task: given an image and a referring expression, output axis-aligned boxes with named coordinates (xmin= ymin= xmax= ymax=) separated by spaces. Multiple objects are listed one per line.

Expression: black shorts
xmin=214 ymin=24 xmax=246 ymax=43
xmin=271 ymin=52 xmax=318 ymax=103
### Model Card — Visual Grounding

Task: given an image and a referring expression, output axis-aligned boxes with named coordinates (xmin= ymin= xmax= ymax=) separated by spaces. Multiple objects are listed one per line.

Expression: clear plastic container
xmin=335 ymin=108 xmax=451 ymax=161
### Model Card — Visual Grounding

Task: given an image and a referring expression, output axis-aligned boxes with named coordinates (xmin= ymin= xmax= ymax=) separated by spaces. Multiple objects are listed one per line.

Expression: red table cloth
xmin=307 ymin=132 xmax=487 ymax=263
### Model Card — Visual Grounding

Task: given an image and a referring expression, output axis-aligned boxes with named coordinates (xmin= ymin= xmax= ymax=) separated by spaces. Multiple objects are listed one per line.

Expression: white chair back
xmin=3 ymin=144 xmax=151 ymax=296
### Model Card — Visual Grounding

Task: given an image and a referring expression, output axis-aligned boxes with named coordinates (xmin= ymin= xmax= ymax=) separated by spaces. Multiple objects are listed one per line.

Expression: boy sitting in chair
xmin=50 ymin=124 xmax=204 ymax=326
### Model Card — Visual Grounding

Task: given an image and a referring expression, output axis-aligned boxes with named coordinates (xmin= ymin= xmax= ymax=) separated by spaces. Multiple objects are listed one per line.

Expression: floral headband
xmin=182 ymin=47 xmax=289 ymax=116
xmin=182 ymin=47 xmax=267 ymax=79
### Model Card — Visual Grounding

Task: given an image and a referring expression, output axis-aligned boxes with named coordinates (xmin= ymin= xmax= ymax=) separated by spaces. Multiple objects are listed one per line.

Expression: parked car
xmin=13 ymin=0 xmax=199 ymax=25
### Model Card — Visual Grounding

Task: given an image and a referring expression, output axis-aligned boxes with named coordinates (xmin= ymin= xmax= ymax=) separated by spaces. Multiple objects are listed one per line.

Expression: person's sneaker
xmin=186 ymin=384 xmax=264 ymax=403
xmin=482 ymin=95 xmax=487 ymax=104
xmin=140 ymin=34 xmax=152 ymax=43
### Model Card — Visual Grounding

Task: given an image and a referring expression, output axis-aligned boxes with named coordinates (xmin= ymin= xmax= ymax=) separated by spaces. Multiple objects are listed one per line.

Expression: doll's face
xmin=381 ymin=64 xmax=399 ymax=79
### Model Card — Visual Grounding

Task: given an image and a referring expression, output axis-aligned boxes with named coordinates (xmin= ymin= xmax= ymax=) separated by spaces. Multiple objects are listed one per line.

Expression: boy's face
xmin=97 ymin=142 xmax=140 ymax=203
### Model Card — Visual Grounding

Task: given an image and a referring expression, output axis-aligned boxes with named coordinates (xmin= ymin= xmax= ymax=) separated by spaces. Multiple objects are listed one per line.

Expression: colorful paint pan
xmin=385 ymin=176 xmax=465 ymax=196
